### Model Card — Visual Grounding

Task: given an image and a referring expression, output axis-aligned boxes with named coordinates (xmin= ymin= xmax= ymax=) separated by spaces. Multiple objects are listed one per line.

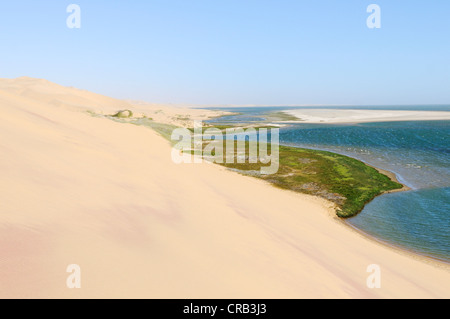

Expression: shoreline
xmin=341 ymin=219 xmax=450 ymax=268
xmin=199 ymin=115 xmax=449 ymax=265
xmin=215 ymin=142 xmax=449 ymax=267
xmin=275 ymin=147 xmax=447 ymax=266
xmin=340 ymin=166 xmax=449 ymax=266
xmin=275 ymin=145 xmax=446 ymax=264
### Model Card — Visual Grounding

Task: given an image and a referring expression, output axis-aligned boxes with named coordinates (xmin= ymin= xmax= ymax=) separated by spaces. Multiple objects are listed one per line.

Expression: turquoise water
xmin=206 ymin=106 xmax=450 ymax=262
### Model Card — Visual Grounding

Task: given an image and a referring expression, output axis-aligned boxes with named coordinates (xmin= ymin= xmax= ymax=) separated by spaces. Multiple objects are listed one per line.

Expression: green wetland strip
xmin=93 ymin=112 xmax=404 ymax=218
xmin=217 ymin=142 xmax=403 ymax=218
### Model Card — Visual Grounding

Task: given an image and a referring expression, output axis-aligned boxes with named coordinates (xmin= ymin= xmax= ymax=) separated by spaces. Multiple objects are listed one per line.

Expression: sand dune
xmin=0 ymin=77 xmax=449 ymax=298
xmin=283 ymin=108 xmax=450 ymax=123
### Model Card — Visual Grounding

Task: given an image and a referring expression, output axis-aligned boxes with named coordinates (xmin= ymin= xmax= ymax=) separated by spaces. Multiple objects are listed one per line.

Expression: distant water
xmin=206 ymin=106 xmax=450 ymax=262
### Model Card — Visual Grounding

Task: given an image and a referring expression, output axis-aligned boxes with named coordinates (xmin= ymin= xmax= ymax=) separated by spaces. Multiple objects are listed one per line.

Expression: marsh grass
xmin=194 ymin=140 xmax=403 ymax=218
xmin=263 ymin=111 xmax=301 ymax=122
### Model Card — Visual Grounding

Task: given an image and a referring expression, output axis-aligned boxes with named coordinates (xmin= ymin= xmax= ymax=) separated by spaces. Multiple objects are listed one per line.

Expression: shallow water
xmin=349 ymin=187 xmax=450 ymax=261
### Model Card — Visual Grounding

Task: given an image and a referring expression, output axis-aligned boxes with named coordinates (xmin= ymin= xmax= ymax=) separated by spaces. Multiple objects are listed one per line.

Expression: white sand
xmin=283 ymin=109 xmax=450 ymax=123
xmin=0 ymin=77 xmax=449 ymax=298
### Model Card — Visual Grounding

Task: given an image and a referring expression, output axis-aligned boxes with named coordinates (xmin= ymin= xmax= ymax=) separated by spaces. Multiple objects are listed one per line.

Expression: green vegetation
xmin=174 ymin=114 xmax=191 ymax=121
xmin=195 ymin=140 xmax=403 ymax=218
xmin=112 ymin=110 xmax=134 ymax=118
xmin=115 ymin=117 xmax=178 ymax=142
xmin=263 ymin=111 xmax=300 ymax=122
xmin=209 ymin=111 xmax=298 ymax=124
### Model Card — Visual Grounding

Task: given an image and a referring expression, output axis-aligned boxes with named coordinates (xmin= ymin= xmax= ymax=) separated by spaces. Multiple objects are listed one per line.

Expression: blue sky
xmin=0 ymin=0 xmax=449 ymax=105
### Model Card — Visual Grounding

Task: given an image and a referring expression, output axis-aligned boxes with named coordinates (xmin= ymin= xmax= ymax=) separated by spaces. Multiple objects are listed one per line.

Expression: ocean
xmin=206 ymin=106 xmax=450 ymax=262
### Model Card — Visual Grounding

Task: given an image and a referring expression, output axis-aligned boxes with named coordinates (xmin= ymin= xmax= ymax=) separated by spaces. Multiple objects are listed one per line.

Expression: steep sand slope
xmin=0 ymin=78 xmax=449 ymax=298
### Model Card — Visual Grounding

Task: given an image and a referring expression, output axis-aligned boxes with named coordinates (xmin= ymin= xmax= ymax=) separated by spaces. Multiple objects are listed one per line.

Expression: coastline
xmin=1 ymin=77 xmax=449 ymax=298
xmin=190 ymin=107 xmax=448 ymax=262
xmin=228 ymin=142 xmax=444 ymax=264
xmin=212 ymin=139 xmax=449 ymax=267
xmin=275 ymin=143 xmax=444 ymax=265
xmin=208 ymin=149 xmax=449 ymax=268
xmin=341 ymin=166 xmax=449 ymax=266
xmin=200 ymin=111 xmax=450 ymax=264
xmin=341 ymin=219 xmax=450 ymax=268
xmin=332 ymin=160 xmax=446 ymax=266
xmin=184 ymin=123 xmax=445 ymax=264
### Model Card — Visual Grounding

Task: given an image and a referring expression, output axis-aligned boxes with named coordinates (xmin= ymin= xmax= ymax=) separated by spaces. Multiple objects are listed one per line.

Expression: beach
xmin=1 ymin=77 xmax=449 ymax=298
xmin=282 ymin=109 xmax=450 ymax=123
